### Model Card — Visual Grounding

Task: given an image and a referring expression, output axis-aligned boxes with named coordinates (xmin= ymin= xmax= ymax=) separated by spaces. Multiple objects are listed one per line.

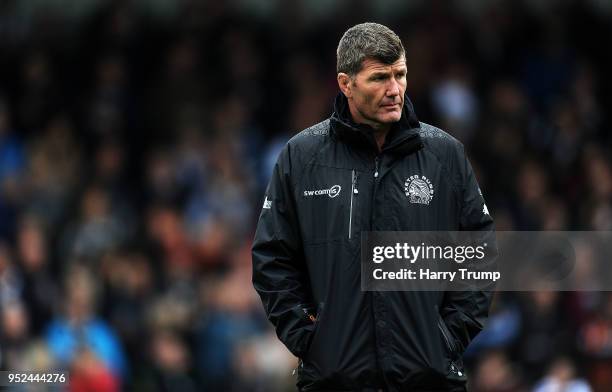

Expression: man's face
xmin=339 ymin=57 xmax=407 ymax=128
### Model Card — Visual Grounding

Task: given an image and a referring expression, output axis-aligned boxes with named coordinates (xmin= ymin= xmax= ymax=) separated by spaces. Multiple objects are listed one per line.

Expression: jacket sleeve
xmin=441 ymin=144 xmax=497 ymax=354
xmin=252 ymin=144 xmax=316 ymax=357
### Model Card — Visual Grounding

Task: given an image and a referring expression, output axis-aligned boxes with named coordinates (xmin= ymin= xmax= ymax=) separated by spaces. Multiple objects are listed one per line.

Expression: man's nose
xmin=386 ymin=78 xmax=401 ymax=97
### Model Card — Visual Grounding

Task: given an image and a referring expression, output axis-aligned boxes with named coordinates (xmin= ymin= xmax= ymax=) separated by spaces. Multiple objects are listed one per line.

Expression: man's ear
xmin=337 ymin=73 xmax=353 ymax=98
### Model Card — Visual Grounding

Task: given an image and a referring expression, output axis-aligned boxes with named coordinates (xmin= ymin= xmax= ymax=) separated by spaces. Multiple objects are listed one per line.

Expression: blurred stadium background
xmin=0 ymin=0 xmax=611 ymax=391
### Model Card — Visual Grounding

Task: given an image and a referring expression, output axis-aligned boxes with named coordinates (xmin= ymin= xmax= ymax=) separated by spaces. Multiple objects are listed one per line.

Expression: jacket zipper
xmin=369 ymin=155 xmax=380 ymax=230
xmin=438 ymin=317 xmax=464 ymax=377
xmin=437 ymin=316 xmax=457 ymax=354
xmin=349 ymin=170 xmax=357 ymax=239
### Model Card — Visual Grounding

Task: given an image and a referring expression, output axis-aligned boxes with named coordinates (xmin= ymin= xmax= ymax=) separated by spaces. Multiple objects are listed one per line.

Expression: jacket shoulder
xmin=418 ymin=121 xmax=467 ymax=161
xmin=418 ymin=122 xmax=469 ymax=191
xmin=418 ymin=122 xmax=463 ymax=150
xmin=282 ymin=119 xmax=332 ymax=167
xmin=288 ymin=119 xmax=331 ymax=146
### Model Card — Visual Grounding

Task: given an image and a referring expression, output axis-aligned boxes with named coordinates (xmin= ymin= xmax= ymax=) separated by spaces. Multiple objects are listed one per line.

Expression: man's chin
xmin=378 ymin=113 xmax=402 ymax=124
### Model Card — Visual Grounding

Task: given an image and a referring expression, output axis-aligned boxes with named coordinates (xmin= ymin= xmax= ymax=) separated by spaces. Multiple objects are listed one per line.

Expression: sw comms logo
xmin=304 ymin=185 xmax=342 ymax=198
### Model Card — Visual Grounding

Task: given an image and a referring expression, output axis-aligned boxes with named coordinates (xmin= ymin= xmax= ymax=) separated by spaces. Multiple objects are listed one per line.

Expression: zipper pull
xmin=352 ymin=171 xmax=359 ymax=194
xmin=374 ymin=156 xmax=380 ymax=178
xmin=450 ymin=362 xmax=463 ymax=377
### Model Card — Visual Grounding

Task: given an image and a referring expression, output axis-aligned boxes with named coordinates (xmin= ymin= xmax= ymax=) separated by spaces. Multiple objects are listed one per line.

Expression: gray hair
xmin=336 ymin=22 xmax=405 ymax=76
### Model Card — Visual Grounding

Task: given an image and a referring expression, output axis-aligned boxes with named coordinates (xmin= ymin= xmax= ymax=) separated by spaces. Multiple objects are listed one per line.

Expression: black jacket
xmin=252 ymin=93 xmax=495 ymax=391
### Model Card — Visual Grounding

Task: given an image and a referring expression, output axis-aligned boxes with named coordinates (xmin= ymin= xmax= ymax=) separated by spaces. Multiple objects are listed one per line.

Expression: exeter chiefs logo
xmin=405 ymin=175 xmax=434 ymax=205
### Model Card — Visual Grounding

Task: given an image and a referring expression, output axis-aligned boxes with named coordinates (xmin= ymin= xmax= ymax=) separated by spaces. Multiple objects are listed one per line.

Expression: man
xmin=252 ymin=23 xmax=494 ymax=391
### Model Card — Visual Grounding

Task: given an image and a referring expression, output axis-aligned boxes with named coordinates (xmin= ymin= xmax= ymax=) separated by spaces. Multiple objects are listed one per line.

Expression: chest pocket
xmin=297 ymin=165 xmax=359 ymax=244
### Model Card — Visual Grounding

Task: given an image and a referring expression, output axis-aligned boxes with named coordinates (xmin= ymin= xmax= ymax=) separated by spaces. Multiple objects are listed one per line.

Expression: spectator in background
xmin=0 ymin=300 xmax=30 ymax=370
xmin=582 ymin=148 xmax=612 ymax=230
xmin=45 ymin=265 xmax=127 ymax=381
xmin=197 ymin=246 xmax=266 ymax=390
xmin=25 ymin=115 xmax=83 ymax=228
xmin=101 ymin=251 xmax=154 ymax=366
xmin=15 ymin=215 xmax=58 ymax=335
xmin=16 ymin=53 xmax=60 ymax=132
xmin=471 ymin=350 xmax=526 ymax=392
xmin=533 ymin=357 xmax=591 ymax=392
xmin=61 ymin=184 xmax=129 ymax=262
xmin=0 ymin=100 xmax=26 ymax=239
xmin=86 ymin=54 xmax=129 ymax=140
xmin=132 ymin=329 xmax=197 ymax=392
xmin=577 ymin=293 xmax=612 ymax=390
xmin=0 ymin=243 xmax=22 ymax=306
xmin=515 ymin=291 xmax=572 ymax=383
xmin=146 ymin=204 xmax=197 ymax=273
xmin=69 ymin=348 xmax=120 ymax=392
xmin=232 ymin=332 xmax=297 ymax=392
xmin=463 ymin=294 xmax=521 ymax=358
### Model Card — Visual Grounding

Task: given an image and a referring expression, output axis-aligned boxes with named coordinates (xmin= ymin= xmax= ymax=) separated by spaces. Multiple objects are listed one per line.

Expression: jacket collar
xmin=330 ymin=93 xmax=423 ymax=157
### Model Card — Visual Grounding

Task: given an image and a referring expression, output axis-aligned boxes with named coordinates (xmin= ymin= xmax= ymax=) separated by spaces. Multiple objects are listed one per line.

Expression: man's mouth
xmin=381 ymin=103 xmax=400 ymax=108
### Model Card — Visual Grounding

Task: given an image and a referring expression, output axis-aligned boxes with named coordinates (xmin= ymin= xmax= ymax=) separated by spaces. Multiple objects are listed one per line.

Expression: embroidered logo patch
xmin=405 ymin=175 xmax=434 ymax=205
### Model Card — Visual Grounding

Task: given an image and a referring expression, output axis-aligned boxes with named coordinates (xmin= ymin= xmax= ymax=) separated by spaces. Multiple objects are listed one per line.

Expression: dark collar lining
xmin=330 ymin=93 xmax=423 ymax=157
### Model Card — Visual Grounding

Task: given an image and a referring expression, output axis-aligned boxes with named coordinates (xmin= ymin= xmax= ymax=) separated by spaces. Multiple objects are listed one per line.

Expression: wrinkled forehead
xmin=358 ymin=56 xmax=407 ymax=74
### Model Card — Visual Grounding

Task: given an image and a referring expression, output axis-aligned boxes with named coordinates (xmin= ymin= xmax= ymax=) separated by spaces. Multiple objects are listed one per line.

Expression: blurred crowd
xmin=0 ymin=0 xmax=612 ymax=391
